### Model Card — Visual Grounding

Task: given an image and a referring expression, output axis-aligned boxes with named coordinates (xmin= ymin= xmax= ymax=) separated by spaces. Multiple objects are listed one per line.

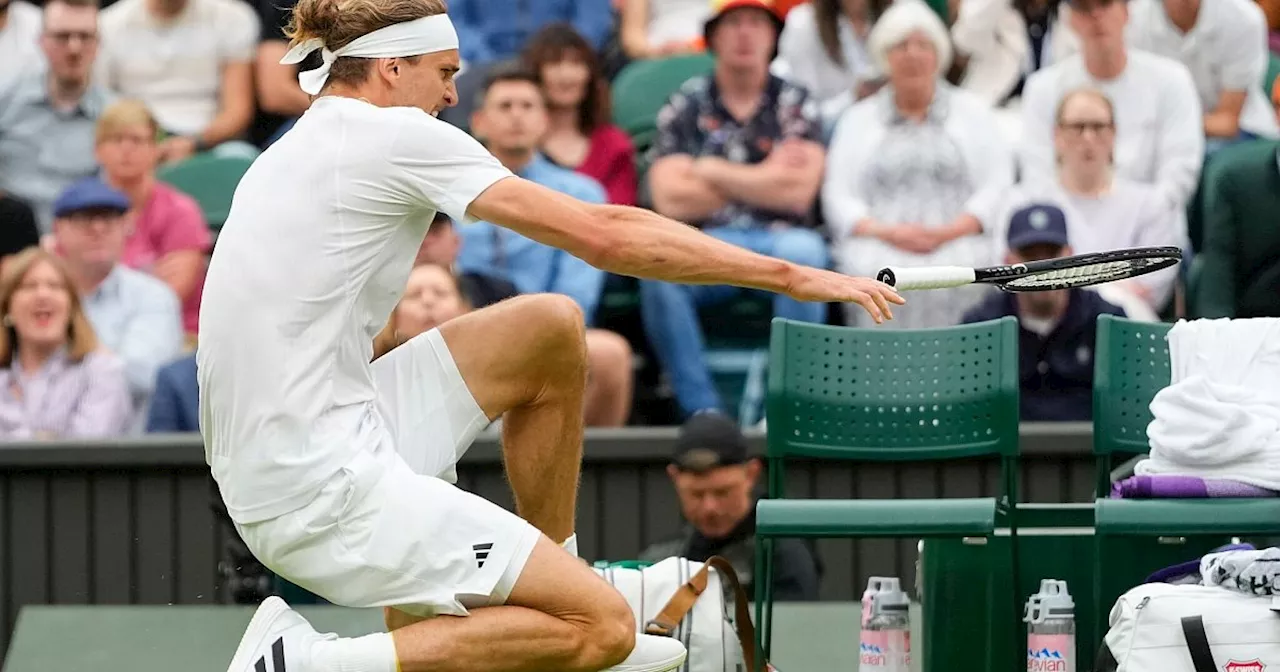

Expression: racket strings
xmin=1004 ymin=259 xmax=1154 ymax=290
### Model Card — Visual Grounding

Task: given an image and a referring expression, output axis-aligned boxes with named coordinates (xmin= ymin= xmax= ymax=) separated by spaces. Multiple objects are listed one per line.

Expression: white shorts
xmin=235 ymin=329 xmax=543 ymax=618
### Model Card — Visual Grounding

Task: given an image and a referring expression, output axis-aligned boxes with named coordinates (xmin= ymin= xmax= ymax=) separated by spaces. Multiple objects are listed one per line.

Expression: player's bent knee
xmin=578 ymin=594 xmax=637 ymax=669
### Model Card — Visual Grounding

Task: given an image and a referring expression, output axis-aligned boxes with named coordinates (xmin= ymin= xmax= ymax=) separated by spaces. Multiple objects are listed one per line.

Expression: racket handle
xmin=877 ymin=266 xmax=977 ymax=290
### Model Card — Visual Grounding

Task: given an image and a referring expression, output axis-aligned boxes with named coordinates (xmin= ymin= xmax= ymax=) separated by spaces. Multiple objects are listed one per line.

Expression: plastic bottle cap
xmin=872 ymin=588 xmax=910 ymax=612
xmin=1024 ymin=579 xmax=1074 ymax=624
xmin=865 ymin=576 xmax=900 ymax=594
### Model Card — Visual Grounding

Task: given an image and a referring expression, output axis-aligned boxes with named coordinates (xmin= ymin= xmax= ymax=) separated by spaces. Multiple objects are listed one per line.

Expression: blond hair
xmin=0 ymin=248 xmax=100 ymax=367
xmin=95 ymin=99 xmax=159 ymax=145
xmin=285 ymin=0 xmax=449 ymax=89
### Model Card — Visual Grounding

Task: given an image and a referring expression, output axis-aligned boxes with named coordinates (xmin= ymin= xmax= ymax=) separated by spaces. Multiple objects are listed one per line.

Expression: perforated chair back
xmin=765 ymin=317 xmax=1020 ymax=466
xmin=1092 ymin=315 xmax=1172 ymax=490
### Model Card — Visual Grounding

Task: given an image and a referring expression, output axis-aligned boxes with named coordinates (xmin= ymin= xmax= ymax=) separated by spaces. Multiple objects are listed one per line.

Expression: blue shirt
xmin=455 ymin=153 xmax=608 ymax=321
xmin=146 ymin=354 xmax=200 ymax=433
xmin=0 ymin=69 xmax=114 ymax=232
xmin=448 ymin=0 xmax=611 ymax=66
xmin=81 ymin=265 xmax=184 ymax=407
xmin=962 ymin=289 xmax=1126 ymax=422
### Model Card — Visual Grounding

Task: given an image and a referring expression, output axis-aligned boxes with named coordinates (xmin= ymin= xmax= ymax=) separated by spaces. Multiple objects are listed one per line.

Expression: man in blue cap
xmin=52 ymin=177 xmax=183 ymax=422
xmin=962 ymin=203 xmax=1126 ymax=421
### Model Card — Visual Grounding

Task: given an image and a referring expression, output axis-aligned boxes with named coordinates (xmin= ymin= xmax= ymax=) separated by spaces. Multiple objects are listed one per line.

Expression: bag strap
xmin=1180 ymin=615 xmax=1218 ymax=672
xmin=1092 ymin=643 xmax=1119 ymax=672
xmin=644 ymin=556 xmax=768 ymax=671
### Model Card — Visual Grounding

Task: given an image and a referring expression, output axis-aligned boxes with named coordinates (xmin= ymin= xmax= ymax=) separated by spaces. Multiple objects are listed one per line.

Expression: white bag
xmin=593 ymin=556 xmax=775 ymax=672
xmin=1097 ymin=582 xmax=1280 ymax=672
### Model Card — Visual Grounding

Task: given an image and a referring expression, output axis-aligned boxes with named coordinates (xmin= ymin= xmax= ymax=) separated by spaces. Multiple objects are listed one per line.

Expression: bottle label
xmin=885 ymin=629 xmax=911 ymax=672
xmin=860 ymin=630 xmax=886 ymax=671
xmin=1027 ymin=634 xmax=1074 ymax=672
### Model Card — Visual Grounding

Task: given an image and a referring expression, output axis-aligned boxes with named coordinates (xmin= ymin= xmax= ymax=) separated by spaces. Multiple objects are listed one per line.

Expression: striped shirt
xmin=0 ymin=348 xmax=134 ymax=439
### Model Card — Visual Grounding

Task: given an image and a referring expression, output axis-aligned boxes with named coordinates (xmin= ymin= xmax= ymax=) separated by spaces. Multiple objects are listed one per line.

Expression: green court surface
xmin=2 ymin=602 xmax=875 ymax=672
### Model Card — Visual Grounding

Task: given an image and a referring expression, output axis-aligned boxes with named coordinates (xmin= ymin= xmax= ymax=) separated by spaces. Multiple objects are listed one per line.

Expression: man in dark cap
xmin=963 ymin=203 xmax=1126 ymax=421
xmin=640 ymin=411 xmax=821 ymax=601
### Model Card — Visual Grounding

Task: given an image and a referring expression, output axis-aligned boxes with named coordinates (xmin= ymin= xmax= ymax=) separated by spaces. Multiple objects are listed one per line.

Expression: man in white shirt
xmin=96 ymin=0 xmax=259 ymax=163
xmin=202 ymin=2 xmax=903 ymax=672
xmin=1126 ymin=0 xmax=1280 ymax=149
xmin=1019 ymin=0 xmax=1205 ymax=213
xmin=0 ymin=0 xmax=44 ymax=88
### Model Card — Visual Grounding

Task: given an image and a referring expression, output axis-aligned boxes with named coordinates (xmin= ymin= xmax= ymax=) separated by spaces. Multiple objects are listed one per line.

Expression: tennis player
xmin=200 ymin=0 xmax=904 ymax=671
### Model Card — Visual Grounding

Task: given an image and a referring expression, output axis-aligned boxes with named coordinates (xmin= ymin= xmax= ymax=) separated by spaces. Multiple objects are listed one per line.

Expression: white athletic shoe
xmin=604 ymin=633 xmax=688 ymax=672
xmin=225 ymin=596 xmax=330 ymax=672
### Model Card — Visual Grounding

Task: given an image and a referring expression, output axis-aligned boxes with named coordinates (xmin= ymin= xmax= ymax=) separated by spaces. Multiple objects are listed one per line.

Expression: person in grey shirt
xmin=50 ymin=177 xmax=182 ymax=421
xmin=640 ymin=411 xmax=822 ymax=601
xmin=0 ymin=0 xmax=112 ymax=233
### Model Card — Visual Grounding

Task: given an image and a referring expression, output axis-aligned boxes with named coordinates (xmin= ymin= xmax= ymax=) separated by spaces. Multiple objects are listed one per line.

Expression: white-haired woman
xmin=823 ymin=0 xmax=1014 ymax=328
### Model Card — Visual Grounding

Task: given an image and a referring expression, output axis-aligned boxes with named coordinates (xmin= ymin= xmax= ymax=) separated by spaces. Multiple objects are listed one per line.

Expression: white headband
xmin=280 ymin=14 xmax=460 ymax=96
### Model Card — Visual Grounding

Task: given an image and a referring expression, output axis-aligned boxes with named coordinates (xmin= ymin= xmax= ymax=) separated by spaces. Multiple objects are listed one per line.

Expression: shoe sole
xmin=611 ymin=648 xmax=688 ymax=672
xmin=224 ymin=596 xmax=291 ymax=672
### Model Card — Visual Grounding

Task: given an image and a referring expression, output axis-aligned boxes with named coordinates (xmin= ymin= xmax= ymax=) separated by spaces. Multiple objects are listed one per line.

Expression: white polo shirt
xmin=1127 ymin=0 xmax=1279 ymax=140
xmin=197 ymin=97 xmax=513 ymax=524
xmin=1018 ymin=50 xmax=1205 ymax=211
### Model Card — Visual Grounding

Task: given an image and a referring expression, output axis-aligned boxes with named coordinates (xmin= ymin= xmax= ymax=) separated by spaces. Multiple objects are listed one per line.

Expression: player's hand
xmin=785 ymin=266 xmax=905 ymax=324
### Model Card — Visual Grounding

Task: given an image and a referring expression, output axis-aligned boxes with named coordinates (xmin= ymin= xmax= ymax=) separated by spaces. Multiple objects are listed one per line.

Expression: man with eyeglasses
xmin=1018 ymin=0 xmax=1204 ymax=214
xmin=0 ymin=0 xmax=114 ymax=234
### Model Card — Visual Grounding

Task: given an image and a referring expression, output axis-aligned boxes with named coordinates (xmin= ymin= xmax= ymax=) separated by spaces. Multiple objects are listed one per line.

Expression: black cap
xmin=672 ymin=411 xmax=749 ymax=472
xmin=1007 ymin=203 xmax=1069 ymax=251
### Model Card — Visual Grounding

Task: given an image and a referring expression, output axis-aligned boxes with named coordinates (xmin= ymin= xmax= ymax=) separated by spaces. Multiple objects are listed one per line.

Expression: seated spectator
xmin=525 ymin=23 xmax=638 ymax=206
xmin=644 ymin=0 xmax=827 ymax=418
xmin=963 ymin=204 xmax=1125 ymax=421
xmin=441 ymin=0 xmax=612 ymax=130
xmin=1019 ymin=0 xmax=1204 ymax=212
xmin=989 ymin=88 xmax=1185 ymax=313
xmin=51 ymin=177 xmax=183 ymax=417
xmin=0 ymin=0 xmax=112 ymax=232
xmin=416 ymin=212 xmax=521 ymax=310
xmin=948 ymin=0 xmax=1033 ymax=109
xmin=0 ymin=193 xmax=40 ymax=275
xmin=1125 ymin=0 xmax=1280 ymax=151
xmin=250 ymin=0 xmax=311 ymax=148
xmin=0 ymin=247 xmax=132 ymax=438
xmin=465 ymin=67 xmax=633 ymax=426
xmin=0 ymin=0 xmax=44 ymax=87
xmin=393 ymin=263 xmax=474 ymax=339
xmin=774 ymin=0 xmax=886 ymax=108
xmin=96 ymin=99 xmax=211 ymax=338
xmin=639 ymin=411 xmax=821 ymax=601
xmin=823 ymin=0 xmax=1012 ymax=328
xmin=617 ymin=0 xmax=710 ymax=60
xmin=96 ymin=0 xmax=259 ymax=164
xmin=145 ymin=353 xmax=197 ymax=432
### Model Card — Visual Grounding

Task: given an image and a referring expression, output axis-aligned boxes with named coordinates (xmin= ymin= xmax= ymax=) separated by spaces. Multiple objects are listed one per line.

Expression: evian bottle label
xmin=1027 ymin=634 xmax=1074 ymax=672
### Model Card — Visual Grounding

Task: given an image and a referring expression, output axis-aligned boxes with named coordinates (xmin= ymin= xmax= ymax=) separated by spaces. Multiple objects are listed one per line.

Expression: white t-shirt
xmin=1018 ymin=50 xmax=1205 ymax=212
xmin=197 ymin=97 xmax=513 ymax=524
xmin=1126 ymin=0 xmax=1279 ymax=140
xmin=645 ymin=0 xmax=711 ymax=48
xmin=0 ymin=1 xmax=43 ymax=90
xmin=772 ymin=3 xmax=876 ymax=105
xmin=97 ymin=0 xmax=259 ymax=136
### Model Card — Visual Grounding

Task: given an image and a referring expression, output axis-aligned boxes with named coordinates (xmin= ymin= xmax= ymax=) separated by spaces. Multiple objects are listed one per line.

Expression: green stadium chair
xmin=157 ymin=153 xmax=255 ymax=232
xmin=1265 ymin=52 xmax=1280 ymax=99
xmin=1090 ymin=315 xmax=1280 ymax=648
xmin=753 ymin=316 xmax=1022 ymax=671
xmin=611 ymin=53 xmax=715 ymax=148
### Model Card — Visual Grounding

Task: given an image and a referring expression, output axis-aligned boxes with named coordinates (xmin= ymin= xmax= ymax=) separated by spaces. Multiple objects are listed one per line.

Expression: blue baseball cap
xmin=52 ymin=177 xmax=130 ymax=219
xmin=1007 ymin=203 xmax=1069 ymax=250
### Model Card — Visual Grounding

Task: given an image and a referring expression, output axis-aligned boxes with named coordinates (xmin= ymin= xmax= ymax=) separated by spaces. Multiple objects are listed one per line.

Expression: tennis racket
xmin=876 ymin=246 xmax=1183 ymax=292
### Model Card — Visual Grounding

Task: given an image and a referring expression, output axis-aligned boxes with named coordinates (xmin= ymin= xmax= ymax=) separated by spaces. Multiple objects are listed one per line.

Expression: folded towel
xmin=1201 ymin=548 xmax=1280 ymax=596
xmin=1137 ymin=318 xmax=1280 ymax=490
xmin=1146 ymin=543 xmax=1257 ymax=584
xmin=1111 ymin=475 xmax=1279 ymax=499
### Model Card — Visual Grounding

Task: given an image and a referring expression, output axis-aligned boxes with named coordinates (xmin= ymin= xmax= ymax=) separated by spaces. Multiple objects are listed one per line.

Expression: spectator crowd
xmin=0 ymin=0 xmax=1279 ymax=440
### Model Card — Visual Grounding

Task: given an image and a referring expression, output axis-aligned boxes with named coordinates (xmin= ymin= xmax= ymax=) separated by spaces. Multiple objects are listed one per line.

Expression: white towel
xmin=1136 ymin=318 xmax=1280 ymax=490
xmin=1201 ymin=548 xmax=1280 ymax=596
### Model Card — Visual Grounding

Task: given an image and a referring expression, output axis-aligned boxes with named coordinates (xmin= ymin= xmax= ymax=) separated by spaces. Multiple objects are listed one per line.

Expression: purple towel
xmin=1110 ymin=475 xmax=1279 ymax=499
xmin=1146 ymin=543 xmax=1258 ymax=585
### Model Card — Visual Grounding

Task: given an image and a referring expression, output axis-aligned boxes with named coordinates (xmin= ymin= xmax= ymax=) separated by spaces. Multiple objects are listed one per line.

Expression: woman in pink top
xmin=95 ymin=100 xmax=211 ymax=338
xmin=524 ymin=24 xmax=639 ymax=206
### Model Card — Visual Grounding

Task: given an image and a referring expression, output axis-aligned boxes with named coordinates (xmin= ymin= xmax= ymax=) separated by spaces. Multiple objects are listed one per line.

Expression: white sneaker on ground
xmin=604 ymin=633 xmax=688 ymax=672
xmin=225 ymin=596 xmax=330 ymax=672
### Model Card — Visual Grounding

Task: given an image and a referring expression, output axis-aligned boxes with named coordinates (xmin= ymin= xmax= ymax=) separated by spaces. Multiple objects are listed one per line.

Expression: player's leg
xmin=583 ymin=328 xmax=633 ymax=427
xmin=438 ymin=293 xmax=589 ymax=545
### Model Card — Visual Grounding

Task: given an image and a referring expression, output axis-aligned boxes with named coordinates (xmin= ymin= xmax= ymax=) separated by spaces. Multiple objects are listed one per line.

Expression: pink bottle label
xmin=860 ymin=630 xmax=886 ymax=670
xmin=1027 ymin=634 xmax=1074 ymax=672
xmin=859 ymin=630 xmax=910 ymax=671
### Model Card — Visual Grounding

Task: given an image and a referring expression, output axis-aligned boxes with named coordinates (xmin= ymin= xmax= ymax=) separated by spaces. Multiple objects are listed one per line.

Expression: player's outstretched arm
xmin=467 ymin=177 xmax=905 ymax=323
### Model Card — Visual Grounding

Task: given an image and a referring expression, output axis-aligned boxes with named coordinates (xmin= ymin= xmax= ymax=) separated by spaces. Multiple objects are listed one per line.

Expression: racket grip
xmin=877 ymin=266 xmax=977 ymax=290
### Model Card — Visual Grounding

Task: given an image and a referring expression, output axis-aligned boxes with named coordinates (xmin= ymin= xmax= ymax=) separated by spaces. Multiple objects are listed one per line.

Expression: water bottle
xmin=1025 ymin=579 xmax=1075 ymax=672
xmin=861 ymin=576 xmax=896 ymax=627
xmin=861 ymin=580 xmax=911 ymax=672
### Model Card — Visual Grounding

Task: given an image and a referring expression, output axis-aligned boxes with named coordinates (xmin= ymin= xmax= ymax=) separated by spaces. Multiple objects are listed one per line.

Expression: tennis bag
xmin=593 ymin=556 xmax=776 ymax=672
xmin=1095 ymin=582 xmax=1280 ymax=672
